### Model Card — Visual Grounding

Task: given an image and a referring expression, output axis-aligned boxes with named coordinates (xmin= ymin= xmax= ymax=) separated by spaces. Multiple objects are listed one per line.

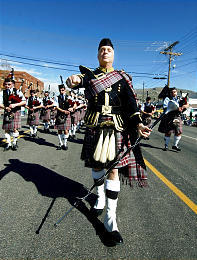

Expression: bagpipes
xmin=179 ymin=91 xmax=189 ymax=112
xmin=8 ymin=94 xmax=22 ymax=104
xmin=32 ymin=100 xmax=41 ymax=106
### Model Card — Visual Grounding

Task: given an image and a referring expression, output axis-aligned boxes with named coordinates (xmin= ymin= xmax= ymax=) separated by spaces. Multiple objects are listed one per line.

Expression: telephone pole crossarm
xmin=160 ymin=41 xmax=182 ymax=88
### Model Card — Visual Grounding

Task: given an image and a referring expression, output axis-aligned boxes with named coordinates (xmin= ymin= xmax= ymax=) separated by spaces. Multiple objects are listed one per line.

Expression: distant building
xmin=0 ymin=69 xmax=44 ymax=97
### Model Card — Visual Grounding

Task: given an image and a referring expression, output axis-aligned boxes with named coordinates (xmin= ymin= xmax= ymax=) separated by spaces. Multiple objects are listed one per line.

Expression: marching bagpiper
xmin=0 ymin=78 xmax=26 ymax=151
xmin=141 ymin=96 xmax=155 ymax=127
xmin=54 ymin=84 xmax=74 ymax=150
xmin=66 ymin=38 xmax=151 ymax=245
xmin=158 ymin=87 xmax=189 ymax=151
xmin=40 ymin=90 xmax=54 ymax=133
xmin=26 ymin=89 xmax=43 ymax=137
xmin=68 ymin=91 xmax=78 ymax=139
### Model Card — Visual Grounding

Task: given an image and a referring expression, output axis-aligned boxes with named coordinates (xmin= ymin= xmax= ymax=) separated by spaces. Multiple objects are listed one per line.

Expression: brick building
xmin=0 ymin=69 xmax=44 ymax=97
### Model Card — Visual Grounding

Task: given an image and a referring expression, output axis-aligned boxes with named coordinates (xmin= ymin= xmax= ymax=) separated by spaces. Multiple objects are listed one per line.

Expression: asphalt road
xmin=0 ymin=116 xmax=196 ymax=259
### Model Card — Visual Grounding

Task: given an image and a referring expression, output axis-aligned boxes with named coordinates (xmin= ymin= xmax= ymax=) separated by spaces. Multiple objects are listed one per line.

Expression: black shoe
xmin=56 ymin=145 xmax=62 ymax=150
xmin=106 ymin=231 xmax=123 ymax=245
xmin=4 ymin=144 xmax=11 ymax=151
xmin=89 ymin=207 xmax=104 ymax=217
xmin=62 ymin=145 xmax=68 ymax=151
xmin=12 ymin=144 xmax=18 ymax=151
xmin=163 ymin=145 xmax=168 ymax=151
xmin=172 ymin=145 xmax=181 ymax=151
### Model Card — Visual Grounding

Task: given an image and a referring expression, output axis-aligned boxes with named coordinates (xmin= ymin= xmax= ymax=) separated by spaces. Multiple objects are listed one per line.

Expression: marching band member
xmin=0 ymin=78 xmax=26 ymax=151
xmin=158 ymin=87 xmax=189 ymax=151
xmin=40 ymin=90 xmax=54 ymax=133
xmin=54 ymin=84 xmax=74 ymax=150
xmin=26 ymin=89 xmax=43 ymax=137
xmin=141 ymin=96 xmax=155 ymax=127
xmin=66 ymin=38 xmax=151 ymax=245
xmin=68 ymin=91 xmax=77 ymax=139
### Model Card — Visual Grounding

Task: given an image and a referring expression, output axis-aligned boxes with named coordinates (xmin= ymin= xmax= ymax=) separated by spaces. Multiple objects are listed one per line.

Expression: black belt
xmin=89 ymin=105 xmax=121 ymax=114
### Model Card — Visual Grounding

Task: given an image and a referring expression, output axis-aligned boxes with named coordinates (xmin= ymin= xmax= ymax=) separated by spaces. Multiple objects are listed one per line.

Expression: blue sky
xmin=0 ymin=0 xmax=196 ymax=94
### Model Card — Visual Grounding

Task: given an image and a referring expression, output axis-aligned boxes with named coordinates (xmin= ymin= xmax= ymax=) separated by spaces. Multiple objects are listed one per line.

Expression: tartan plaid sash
xmin=89 ymin=71 xmax=123 ymax=96
xmin=88 ymin=70 xmax=136 ymax=99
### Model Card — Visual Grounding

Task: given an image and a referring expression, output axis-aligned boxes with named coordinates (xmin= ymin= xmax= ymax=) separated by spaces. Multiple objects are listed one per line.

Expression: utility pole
xmin=160 ymin=41 xmax=182 ymax=88
xmin=142 ymin=81 xmax=145 ymax=102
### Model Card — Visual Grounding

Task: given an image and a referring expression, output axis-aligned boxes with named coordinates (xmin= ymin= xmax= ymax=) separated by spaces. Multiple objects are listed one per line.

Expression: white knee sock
xmin=30 ymin=126 xmax=34 ymax=135
xmin=58 ymin=134 xmax=63 ymax=146
xmin=63 ymin=134 xmax=69 ymax=146
xmin=104 ymin=179 xmax=120 ymax=232
xmin=12 ymin=132 xmax=19 ymax=145
xmin=92 ymin=170 xmax=106 ymax=210
xmin=5 ymin=133 xmax=11 ymax=146
xmin=33 ymin=126 xmax=37 ymax=134
xmin=174 ymin=135 xmax=181 ymax=147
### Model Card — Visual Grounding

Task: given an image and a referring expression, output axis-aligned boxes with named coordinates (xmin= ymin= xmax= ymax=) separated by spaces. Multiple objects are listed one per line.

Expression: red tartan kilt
xmin=27 ymin=111 xmax=40 ymax=126
xmin=80 ymin=109 xmax=86 ymax=120
xmin=40 ymin=109 xmax=51 ymax=121
xmin=2 ymin=110 xmax=21 ymax=130
xmin=81 ymin=127 xmax=147 ymax=181
xmin=158 ymin=114 xmax=182 ymax=135
xmin=54 ymin=115 xmax=71 ymax=130
xmin=70 ymin=111 xmax=78 ymax=125
xmin=50 ymin=109 xmax=57 ymax=120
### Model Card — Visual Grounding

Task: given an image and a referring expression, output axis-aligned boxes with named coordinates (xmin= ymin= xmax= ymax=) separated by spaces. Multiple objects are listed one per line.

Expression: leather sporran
xmin=28 ymin=113 xmax=36 ymax=121
xmin=40 ymin=109 xmax=47 ymax=117
xmin=4 ymin=112 xmax=14 ymax=123
xmin=56 ymin=114 xmax=66 ymax=124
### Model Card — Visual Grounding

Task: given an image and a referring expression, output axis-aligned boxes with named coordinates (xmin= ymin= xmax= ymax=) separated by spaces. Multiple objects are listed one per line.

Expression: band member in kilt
xmin=50 ymin=96 xmax=57 ymax=127
xmin=68 ymin=91 xmax=78 ymax=139
xmin=26 ymin=89 xmax=43 ymax=137
xmin=141 ymin=96 xmax=155 ymax=127
xmin=0 ymin=78 xmax=26 ymax=151
xmin=158 ymin=87 xmax=189 ymax=151
xmin=66 ymin=38 xmax=151 ymax=245
xmin=40 ymin=91 xmax=54 ymax=133
xmin=76 ymin=94 xmax=87 ymax=132
xmin=54 ymin=84 xmax=73 ymax=150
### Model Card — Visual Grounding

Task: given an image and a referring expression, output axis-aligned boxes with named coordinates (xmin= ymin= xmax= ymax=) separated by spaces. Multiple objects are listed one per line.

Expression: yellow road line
xmin=145 ymin=158 xmax=197 ymax=215
xmin=0 ymin=126 xmax=42 ymax=143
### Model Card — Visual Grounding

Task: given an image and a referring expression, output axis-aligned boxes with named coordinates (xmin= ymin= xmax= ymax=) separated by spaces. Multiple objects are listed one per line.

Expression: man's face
xmin=98 ymin=46 xmax=114 ymax=67
xmin=4 ymin=81 xmax=13 ymax=90
xmin=60 ymin=88 xmax=66 ymax=95
xmin=171 ymin=89 xmax=177 ymax=97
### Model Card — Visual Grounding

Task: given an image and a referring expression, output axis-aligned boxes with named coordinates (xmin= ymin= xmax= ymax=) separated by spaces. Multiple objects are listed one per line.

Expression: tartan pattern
xmin=81 ymin=127 xmax=147 ymax=183
xmin=158 ymin=114 xmax=182 ymax=135
xmin=50 ymin=109 xmax=57 ymax=120
xmin=89 ymin=71 xmax=123 ymax=96
xmin=55 ymin=115 xmax=71 ymax=130
xmin=70 ymin=111 xmax=79 ymax=125
xmin=119 ymin=71 xmax=137 ymax=99
xmin=115 ymin=132 xmax=147 ymax=181
xmin=40 ymin=109 xmax=51 ymax=121
xmin=80 ymin=108 xmax=86 ymax=121
xmin=2 ymin=111 xmax=21 ymax=130
xmin=27 ymin=111 xmax=40 ymax=126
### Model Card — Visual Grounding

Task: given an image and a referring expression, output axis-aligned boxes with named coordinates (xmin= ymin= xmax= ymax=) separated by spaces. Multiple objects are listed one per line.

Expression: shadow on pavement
xmin=23 ymin=135 xmax=57 ymax=148
xmin=140 ymin=142 xmax=164 ymax=150
xmin=0 ymin=159 xmax=113 ymax=246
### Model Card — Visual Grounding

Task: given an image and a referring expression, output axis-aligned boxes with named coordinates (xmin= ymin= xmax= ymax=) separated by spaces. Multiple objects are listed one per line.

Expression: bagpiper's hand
xmin=5 ymin=107 xmax=11 ymax=112
xmin=68 ymin=107 xmax=74 ymax=112
xmin=9 ymin=103 xmax=17 ymax=109
xmin=66 ymin=75 xmax=81 ymax=88
xmin=65 ymin=110 xmax=70 ymax=115
xmin=137 ymin=123 xmax=151 ymax=138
